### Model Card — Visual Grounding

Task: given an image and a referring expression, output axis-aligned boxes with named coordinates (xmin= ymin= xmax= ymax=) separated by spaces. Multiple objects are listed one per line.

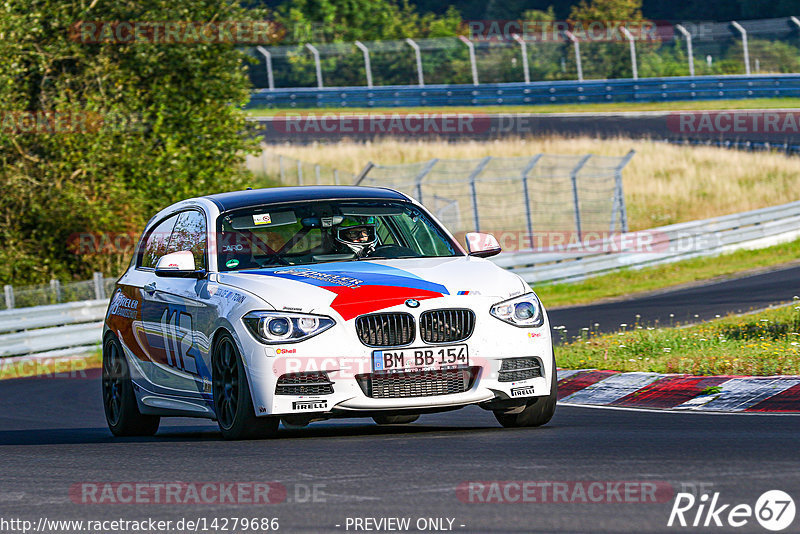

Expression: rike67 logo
xmin=668 ymin=490 xmax=795 ymax=531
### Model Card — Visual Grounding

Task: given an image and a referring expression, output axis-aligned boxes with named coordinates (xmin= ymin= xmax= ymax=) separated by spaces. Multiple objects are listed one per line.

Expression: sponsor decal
xmin=215 ymin=288 xmax=245 ymax=303
xmin=275 ymin=348 xmax=296 ymax=355
xmin=253 ymin=213 xmax=272 ymax=225
xmin=272 ymin=268 xmax=364 ymax=288
xmin=510 ymin=386 xmax=536 ymax=397
xmin=528 ymin=332 xmax=542 ymax=339
xmin=225 ymin=259 xmax=239 ymax=268
xmin=292 ymin=400 xmax=327 ymax=411
xmin=108 ymin=289 xmax=139 ymax=319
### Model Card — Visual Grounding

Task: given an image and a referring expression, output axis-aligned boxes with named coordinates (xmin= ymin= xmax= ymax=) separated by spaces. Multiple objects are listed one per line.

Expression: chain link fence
xmin=245 ymin=149 xmax=356 ymax=187
xmin=248 ymin=17 xmax=800 ymax=89
xmin=1 ymin=273 xmax=115 ymax=310
xmin=355 ymin=152 xmax=633 ymax=243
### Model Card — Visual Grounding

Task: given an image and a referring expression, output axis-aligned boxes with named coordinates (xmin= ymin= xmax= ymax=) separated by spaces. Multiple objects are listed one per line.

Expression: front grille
xmin=355 ymin=312 xmax=415 ymax=347
xmin=356 ymin=367 xmax=478 ymax=399
xmin=498 ymin=358 xmax=542 ymax=382
xmin=275 ymin=372 xmax=334 ymax=395
xmin=420 ymin=309 xmax=475 ymax=343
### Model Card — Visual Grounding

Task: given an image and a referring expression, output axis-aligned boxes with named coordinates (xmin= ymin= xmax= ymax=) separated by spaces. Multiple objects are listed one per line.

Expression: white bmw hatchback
xmin=102 ymin=186 xmax=556 ymax=439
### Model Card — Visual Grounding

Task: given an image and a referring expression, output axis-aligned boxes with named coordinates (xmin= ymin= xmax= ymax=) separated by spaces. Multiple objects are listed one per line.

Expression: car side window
xmin=167 ymin=210 xmax=207 ymax=270
xmin=139 ymin=215 xmax=180 ymax=269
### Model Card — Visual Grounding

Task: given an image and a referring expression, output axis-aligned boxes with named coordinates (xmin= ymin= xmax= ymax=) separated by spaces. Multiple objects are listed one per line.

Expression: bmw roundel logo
xmin=405 ymin=299 xmax=420 ymax=308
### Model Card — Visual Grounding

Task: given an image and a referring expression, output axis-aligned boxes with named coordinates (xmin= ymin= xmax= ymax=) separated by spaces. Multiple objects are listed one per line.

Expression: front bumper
xmin=238 ymin=296 xmax=554 ymax=417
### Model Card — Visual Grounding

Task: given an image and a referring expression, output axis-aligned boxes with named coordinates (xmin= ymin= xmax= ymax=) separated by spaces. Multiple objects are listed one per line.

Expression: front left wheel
xmin=212 ymin=332 xmax=279 ymax=440
xmin=102 ymin=335 xmax=160 ymax=437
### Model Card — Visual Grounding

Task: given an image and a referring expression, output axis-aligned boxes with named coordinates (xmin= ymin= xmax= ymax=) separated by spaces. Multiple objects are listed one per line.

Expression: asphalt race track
xmin=1 ymin=375 xmax=799 ymax=533
xmin=547 ymin=262 xmax=800 ymax=340
xmin=2 ymin=268 xmax=800 ymax=533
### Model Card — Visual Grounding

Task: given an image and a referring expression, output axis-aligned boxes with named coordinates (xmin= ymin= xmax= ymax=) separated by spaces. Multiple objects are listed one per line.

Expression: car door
xmin=128 ymin=209 xmax=214 ymax=399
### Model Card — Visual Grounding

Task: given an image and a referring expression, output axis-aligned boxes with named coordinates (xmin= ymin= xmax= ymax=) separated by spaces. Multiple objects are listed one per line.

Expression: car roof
xmin=203 ymin=186 xmax=410 ymax=212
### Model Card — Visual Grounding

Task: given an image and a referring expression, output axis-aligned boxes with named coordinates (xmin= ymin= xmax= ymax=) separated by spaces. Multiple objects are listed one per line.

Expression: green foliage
xmin=0 ymin=0 xmax=261 ymax=285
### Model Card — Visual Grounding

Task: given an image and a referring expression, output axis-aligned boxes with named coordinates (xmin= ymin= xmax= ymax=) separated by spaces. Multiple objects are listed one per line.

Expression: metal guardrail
xmin=492 ymin=200 xmax=800 ymax=285
xmin=0 ymin=300 xmax=107 ymax=359
xmin=249 ymin=74 xmax=800 ymax=109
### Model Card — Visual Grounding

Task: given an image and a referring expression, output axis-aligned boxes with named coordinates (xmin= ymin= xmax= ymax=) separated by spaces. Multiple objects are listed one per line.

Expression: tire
xmin=373 ymin=414 xmax=420 ymax=425
xmin=102 ymin=335 xmax=160 ymax=437
xmin=212 ymin=332 xmax=279 ymax=440
xmin=493 ymin=352 xmax=557 ymax=428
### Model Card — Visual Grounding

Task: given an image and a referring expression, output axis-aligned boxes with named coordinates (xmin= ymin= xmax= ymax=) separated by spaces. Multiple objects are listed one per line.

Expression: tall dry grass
xmin=261 ymin=137 xmax=800 ymax=230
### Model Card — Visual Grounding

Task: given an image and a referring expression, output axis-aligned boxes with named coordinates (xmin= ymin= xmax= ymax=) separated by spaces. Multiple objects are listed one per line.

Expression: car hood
xmin=217 ymin=257 xmax=528 ymax=320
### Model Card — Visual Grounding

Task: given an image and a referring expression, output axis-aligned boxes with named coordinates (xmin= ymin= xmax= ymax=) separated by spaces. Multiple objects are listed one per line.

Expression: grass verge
xmin=0 ymin=350 xmax=101 ymax=380
xmin=556 ymin=302 xmax=800 ymax=376
xmin=247 ymin=98 xmax=800 ymax=117
xmin=536 ymin=237 xmax=800 ymax=309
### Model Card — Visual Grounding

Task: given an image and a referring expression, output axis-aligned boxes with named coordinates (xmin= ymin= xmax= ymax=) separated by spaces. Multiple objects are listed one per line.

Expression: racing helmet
xmin=335 ymin=217 xmax=377 ymax=256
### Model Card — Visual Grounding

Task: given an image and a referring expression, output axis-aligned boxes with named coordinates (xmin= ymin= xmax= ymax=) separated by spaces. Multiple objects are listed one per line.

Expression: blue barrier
xmin=248 ymin=74 xmax=800 ymax=109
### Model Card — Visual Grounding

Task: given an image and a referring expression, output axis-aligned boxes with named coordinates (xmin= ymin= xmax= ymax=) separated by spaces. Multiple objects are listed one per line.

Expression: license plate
xmin=372 ymin=344 xmax=469 ymax=372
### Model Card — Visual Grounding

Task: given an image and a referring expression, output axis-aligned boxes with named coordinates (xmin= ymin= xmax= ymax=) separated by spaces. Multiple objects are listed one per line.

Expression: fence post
xmin=405 ymin=38 xmax=424 ymax=86
xmin=297 ymin=159 xmax=304 ymax=185
xmin=468 ymin=157 xmax=492 ymax=232
xmin=610 ymin=150 xmax=635 ymax=233
xmin=459 ymin=36 xmax=479 ymax=85
xmin=570 ymin=155 xmax=592 ymax=241
xmin=334 ymin=169 xmax=340 ymax=185
xmin=675 ymin=24 xmax=695 ymax=77
xmin=50 ymin=279 xmax=62 ymax=303
xmin=4 ymin=285 xmax=14 ymax=309
xmin=305 ymin=43 xmax=324 ymax=88
xmin=93 ymin=272 xmax=106 ymax=300
xmin=564 ymin=30 xmax=583 ymax=82
xmin=520 ymin=154 xmax=543 ymax=249
xmin=261 ymin=147 xmax=268 ymax=177
xmin=512 ymin=34 xmax=530 ymax=83
xmin=255 ymin=46 xmax=275 ymax=90
xmin=279 ymin=155 xmax=285 ymax=182
xmin=354 ymin=40 xmax=373 ymax=88
xmin=315 ymin=164 xmax=321 ymax=184
xmin=619 ymin=26 xmax=638 ymax=80
xmin=731 ymin=21 xmax=751 ymax=75
xmin=413 ymin=159 xmax=439 ymax=203
xmin=354 ymin=162 xmax=376 ymax=185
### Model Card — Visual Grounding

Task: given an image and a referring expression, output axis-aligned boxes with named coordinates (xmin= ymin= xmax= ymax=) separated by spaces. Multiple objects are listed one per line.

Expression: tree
xmin=0 ymin=0 xmax=263 ymax=284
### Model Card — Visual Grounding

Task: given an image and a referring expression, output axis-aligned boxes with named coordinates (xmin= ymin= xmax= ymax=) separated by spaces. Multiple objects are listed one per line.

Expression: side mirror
xmin=465 ymin=232 xmax=502 ymax=258
xmin=155 ymin=251 xmax=206 ymax=278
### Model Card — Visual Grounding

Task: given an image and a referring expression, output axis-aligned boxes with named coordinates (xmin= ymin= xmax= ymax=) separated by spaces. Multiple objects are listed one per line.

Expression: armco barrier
xmin=249 ymin=74 xmax=800 ymax=109
xmin=0 ymin=299 xmax=107 ymax=359
xmin=491 ymin=200 xmax=800 ymax=285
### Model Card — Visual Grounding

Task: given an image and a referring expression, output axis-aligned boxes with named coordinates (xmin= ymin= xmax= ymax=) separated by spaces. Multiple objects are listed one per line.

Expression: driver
xmin=335 ymin=217 xmax=377 ymax=257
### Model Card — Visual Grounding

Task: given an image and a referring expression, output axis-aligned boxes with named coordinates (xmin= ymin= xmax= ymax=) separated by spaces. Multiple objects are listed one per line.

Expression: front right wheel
xmin=493 ymin=352 xmax=557 ymax=428
xmin=212 ymin=332 xmax=279 ymax=440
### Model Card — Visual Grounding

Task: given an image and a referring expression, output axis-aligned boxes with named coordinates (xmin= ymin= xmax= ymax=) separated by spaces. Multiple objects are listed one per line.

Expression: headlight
xmin=243 ymin=311 xmax=335 ymax=344
xmin=490 ymin=293 xmax=544 ymax=327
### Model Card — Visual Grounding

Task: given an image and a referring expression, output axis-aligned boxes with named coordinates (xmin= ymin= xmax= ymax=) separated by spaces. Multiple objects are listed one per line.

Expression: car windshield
xmin=216 ymin=199 xmax=461 ymax=271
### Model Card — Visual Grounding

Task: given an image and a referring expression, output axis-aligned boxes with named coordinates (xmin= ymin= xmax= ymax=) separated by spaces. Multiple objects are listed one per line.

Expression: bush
xmin=0 ymin=0 xmax=262 ymax=285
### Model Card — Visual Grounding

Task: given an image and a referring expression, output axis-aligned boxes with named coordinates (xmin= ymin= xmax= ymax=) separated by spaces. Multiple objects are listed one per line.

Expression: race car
xmin=102 ymin=186 xmax=556 ymax=439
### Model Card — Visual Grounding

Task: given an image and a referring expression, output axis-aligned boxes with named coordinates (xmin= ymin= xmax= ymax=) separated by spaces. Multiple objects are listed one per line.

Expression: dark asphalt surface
xmin=547 ymin=263 xmax=800 ymax=341
xmin=2 ymin=267 xmax=800 ymax=533
xmin=1 ymin=375 xmax=799 ymax=533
